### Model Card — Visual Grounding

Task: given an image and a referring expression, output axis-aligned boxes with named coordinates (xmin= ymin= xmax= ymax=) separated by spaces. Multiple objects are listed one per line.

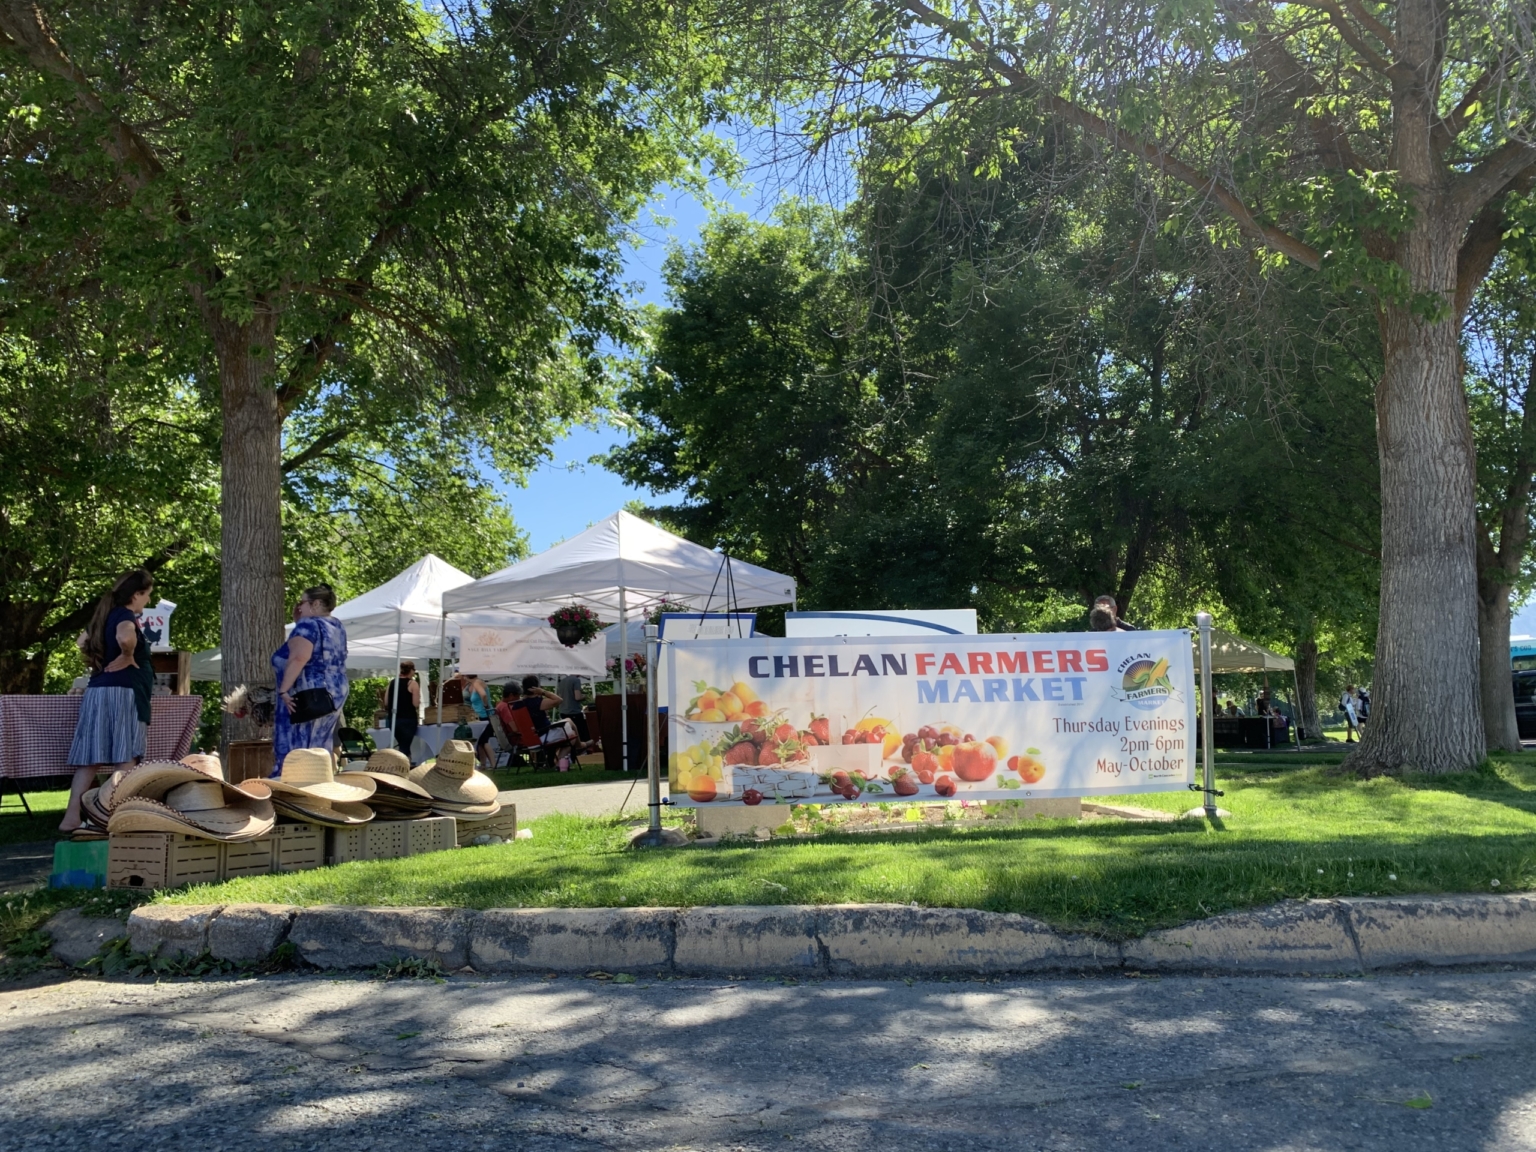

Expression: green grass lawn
xmin=161 ymin=753 xmax=1536 ymax=937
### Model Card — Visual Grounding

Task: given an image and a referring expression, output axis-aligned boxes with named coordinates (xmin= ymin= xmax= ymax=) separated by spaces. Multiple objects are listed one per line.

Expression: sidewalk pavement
xmin=496 ymin=777 xmax=656 ymax=822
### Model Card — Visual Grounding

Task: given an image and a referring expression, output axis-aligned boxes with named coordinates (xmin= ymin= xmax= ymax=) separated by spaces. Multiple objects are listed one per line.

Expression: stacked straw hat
xmin=266 ymin=748 xmax=377 ymax=826
xmin=105 ymin=756 xmax=275 ymax=842
xmin=354 ymin=748 xmax=434 ymax=819
xmin=409 ymin=740 xmax=501 ymax=820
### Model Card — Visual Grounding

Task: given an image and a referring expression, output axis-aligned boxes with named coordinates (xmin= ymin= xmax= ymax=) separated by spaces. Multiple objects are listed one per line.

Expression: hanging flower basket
xmin=548 ymin=604 xmax=602 ymax=647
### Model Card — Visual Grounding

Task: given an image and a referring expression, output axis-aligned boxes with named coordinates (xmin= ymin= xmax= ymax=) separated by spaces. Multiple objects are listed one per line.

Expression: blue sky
xmin=485 ymin=169 xmax=1536 ymax=638
xmin=490 ymin=179 xmax=769 ymax=555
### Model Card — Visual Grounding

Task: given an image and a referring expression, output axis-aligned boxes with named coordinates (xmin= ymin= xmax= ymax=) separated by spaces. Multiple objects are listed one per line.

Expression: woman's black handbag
xmin=287 ymin=619 xmax=338 ymax=723
xmin=289 ymin=687 xmax=337 ymax=723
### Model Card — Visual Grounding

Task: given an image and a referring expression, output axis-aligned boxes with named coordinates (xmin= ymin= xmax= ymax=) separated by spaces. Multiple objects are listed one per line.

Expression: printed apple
xmin=986 ymin=735 xmax=1008 ymax=760
xmin=952 ymin=740 xmax=998 ymax=782
xmin=1013 ymin=755 xmax=1046 ymax=784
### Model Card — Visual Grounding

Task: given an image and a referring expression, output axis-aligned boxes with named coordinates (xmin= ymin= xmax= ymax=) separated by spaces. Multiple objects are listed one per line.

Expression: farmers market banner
xmin=665 ymin=631 xmax=1195 ymax=806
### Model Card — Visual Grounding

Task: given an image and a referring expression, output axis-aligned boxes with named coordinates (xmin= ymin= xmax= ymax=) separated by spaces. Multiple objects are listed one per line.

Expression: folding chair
xmin=486 ymin=711 xmax=530 ymax=773
xmin=506 ymin=704 xmax=577 ymax=771
xmin=337 ymin=727 xmax=372 ymax=759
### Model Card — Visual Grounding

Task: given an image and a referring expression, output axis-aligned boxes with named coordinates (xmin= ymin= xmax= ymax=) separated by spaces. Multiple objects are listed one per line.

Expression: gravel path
xmin=3 ymin=967 xmax=1534 ymax=1150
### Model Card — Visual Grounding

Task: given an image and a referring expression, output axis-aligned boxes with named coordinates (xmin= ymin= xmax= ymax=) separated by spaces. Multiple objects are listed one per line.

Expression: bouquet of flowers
xmin=548 ymin=604 xmax=603 ymax=647
xmin=607 ymin=651 xmax=647 ymax=690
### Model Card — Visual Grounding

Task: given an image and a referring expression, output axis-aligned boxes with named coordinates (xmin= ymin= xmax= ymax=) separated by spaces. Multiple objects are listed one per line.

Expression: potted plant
xmin=548 ymin=604 xmax=602 ymax=647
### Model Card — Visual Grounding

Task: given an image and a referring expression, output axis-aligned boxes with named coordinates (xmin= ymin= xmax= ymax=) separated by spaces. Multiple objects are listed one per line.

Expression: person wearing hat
xmin=272 ymin=583 xmax=350 ymax=776
xmin=61 ymin=568 xmax=157 ymax=832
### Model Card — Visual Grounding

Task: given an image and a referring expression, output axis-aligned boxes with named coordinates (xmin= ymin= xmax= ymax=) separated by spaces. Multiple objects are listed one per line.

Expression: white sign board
xmin=460 ymin=622 xmax=606 ymax=678
xmin=785 ymin=609 xmax=978 ymax=637
xmin=140 ymin=600 xmax=177 ymax=652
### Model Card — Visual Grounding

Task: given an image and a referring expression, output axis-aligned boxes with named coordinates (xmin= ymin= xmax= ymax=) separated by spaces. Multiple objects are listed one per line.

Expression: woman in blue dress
xmin=272 ymin=583 xmax=349 ymax=775
xmin=61 ymin=568 xmax=156 ymax=831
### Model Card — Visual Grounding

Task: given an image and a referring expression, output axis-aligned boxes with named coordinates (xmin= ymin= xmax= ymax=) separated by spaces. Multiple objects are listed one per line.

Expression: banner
xmin=460 ymin=623 xmax=607 ymax=678
xmin=665 ymin=630 xmax=1195 ymax=806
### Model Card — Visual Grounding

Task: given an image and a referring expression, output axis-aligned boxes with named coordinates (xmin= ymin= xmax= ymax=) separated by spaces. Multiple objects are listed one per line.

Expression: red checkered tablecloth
xmin=0 ymin=695 xmax=204 ymax=779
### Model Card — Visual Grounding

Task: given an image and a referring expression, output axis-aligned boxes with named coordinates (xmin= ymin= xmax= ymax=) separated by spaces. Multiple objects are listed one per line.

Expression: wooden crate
xmin=221 ymin=836 xmax=274 ymax=878
xmin=408 ymin=816 xmax=459 ymax=855
xmin=273 ymin=822 xmax=324 ymax=872
xmin=455 ymin=805 xmax=517 ymax=846
xmin=226 ymin=740 xmax=273 ymax=785
xmin=108 ymin=833 xmax=222 ymax=890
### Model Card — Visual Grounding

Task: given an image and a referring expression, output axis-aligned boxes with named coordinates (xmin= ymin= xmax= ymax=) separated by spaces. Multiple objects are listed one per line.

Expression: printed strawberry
xmin=890 ymin=767 xmax=919 ymax=797
xmin=773 ymin=722 xmax=797 ymax=744
xmin=723 ymin=740 xmax=758 ymax=766
xmin=800 ymin=732 xmax=821 ymax=747
xmin=758 ymin=743 xmax=782 ymax=766
xmin=809 ymin=715 xmax=831 ymax=745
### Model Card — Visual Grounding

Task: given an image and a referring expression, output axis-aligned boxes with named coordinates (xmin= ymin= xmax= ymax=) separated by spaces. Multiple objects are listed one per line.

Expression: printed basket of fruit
xmin=670 ymin=738 xmax=733 ymax=803
xmin=712 ymin=714 xmax=830 ymax=803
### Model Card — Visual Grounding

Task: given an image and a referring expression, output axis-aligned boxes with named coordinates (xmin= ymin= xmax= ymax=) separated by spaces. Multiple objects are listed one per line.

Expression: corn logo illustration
xmin=1119 ymin=656 xmax=1176 ymax=710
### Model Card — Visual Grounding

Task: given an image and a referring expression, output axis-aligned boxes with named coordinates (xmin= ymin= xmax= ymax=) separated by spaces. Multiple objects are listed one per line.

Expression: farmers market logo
xmin=1114 ymin=656 xmax=1177 ymax=711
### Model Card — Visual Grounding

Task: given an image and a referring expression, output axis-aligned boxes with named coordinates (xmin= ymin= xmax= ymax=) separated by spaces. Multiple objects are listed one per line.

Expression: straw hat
xmin=409 ymin=740 xmax=498 ymax=806
xmin=109 ymin=777 xmax=275 ymax=842
xmin=270 ymin=749 xmax=376 ymax=803
xmin=354 ymin=747 xmax=433 ymax=801
xmin=81 ymin=785 xmax=112 ymax=828
xmin=105 ymin=760 xmax=271 ymax=811
xmin=181 ymin=752 xmax=222 ymax=778
xmin=270 ymin=795 xmax=375 ymax=827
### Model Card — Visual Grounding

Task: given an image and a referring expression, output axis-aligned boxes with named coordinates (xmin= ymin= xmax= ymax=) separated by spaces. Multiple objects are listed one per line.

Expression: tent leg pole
xmin=619 ymin=591 xmax=629 ymax=776
xmin=1292 ymin=668 xmax=1303 ymax=749
xmin=436 ymin=612 xmax=447 ymax=718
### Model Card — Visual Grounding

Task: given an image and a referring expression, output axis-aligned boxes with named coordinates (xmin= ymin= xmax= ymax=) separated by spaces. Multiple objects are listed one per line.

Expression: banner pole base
xmin=1182 ymin=805 xmax=1231 ymax=820
xmin=628 ymin=824 xmax=687 ymax=849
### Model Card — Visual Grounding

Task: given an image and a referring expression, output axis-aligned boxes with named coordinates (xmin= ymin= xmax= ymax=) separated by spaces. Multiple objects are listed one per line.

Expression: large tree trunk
xmin=208 ymin=310 xmax=286 ymax=750
xmin=1295 ymin=636 xmax=1322 ymax=741
xmin=1478 ymin=573 xmax=1521 ymax=752
xmin=1348 ymin=222 xmax=1485 ymax=774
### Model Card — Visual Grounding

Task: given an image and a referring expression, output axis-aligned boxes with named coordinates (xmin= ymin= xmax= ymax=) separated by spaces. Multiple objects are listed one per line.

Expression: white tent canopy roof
xmin=189 ymin=554 xmax=546 ymax=680
xmin=1193 ymin=629 xmax=1295 ymax=674
xmin=442 ymin=510 xmax=797 ymax=618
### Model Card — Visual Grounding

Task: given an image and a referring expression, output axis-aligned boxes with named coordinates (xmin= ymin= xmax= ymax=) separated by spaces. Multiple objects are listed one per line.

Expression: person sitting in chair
xmin=511 ymin=675 xmax=583 ymax=748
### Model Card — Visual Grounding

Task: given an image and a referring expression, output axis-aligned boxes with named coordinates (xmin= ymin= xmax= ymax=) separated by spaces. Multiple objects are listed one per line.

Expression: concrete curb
xmin=86 ymin=894 xmax=1536 ymax=977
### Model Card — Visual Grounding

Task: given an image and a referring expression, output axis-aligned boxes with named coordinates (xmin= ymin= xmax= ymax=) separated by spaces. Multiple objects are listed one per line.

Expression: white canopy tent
xmin=188 ymin=554 xmax=583 ymax=692
xmin=442 ymin=510 xmax=798 ymax=775
xmin=1192 ymin=629 xmax=1301 ymax=747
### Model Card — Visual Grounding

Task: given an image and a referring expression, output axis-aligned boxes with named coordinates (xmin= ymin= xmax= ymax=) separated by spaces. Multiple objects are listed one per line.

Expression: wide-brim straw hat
xmin=434 ymin=801 xmax=501 ymax=819
xmin=270 ymin=748 xmax=376 ymax=803
xmin=81 ymin=786 xmax=112 ymax=828
xmin=105 ymin=760 xmax=271 ymax=811
xmin=409 ymin=739 xmax=498 ymax=806
xmin=109 ymin=779 xmax=275 ymax=842
xmin=271 ymin=795 xmax=375 ymax=827
xmin=354 ymin=747 xmax=433 ymax=800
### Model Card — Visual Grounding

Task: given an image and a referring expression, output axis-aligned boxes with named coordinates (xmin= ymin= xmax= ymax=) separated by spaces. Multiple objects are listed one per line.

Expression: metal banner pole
xmin=1186 ymin=611 xmax=1226 ymax=820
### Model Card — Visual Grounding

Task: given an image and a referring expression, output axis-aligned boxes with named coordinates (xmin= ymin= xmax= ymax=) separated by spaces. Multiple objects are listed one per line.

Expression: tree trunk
xmin=0 ymin=648 xmax=48 ymax=693
xmin=1295 ymin=636 xmax=1322 ymax=741
xmin=207 ymin=309 xmax=286 ymax=750
xmin=1477 ymin=573 xmax=1521 ymax=752
xmin=1348 ymin=223 xmax=1485 ymax=774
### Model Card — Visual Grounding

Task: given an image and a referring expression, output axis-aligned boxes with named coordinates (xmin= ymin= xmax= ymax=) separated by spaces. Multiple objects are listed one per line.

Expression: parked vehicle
xmin=1514 ymin=670 xmax=1536 ymax=739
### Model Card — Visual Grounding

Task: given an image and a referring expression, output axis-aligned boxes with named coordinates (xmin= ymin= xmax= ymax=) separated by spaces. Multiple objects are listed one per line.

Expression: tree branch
xmin=1453 ymin=138 xmax=1536 ymax=221
xmin=281 ymin=426 xmax=352 ymax=474
xmin=899 ymin=0 xmax=1324 ymax=270
xmin=0 ymin=2 xmax=164 ymax=189
xmin=1433 ymin=64 xmax=1496 ymax=154
xmin=36 ymin=537 xmax=191 ymax=648
xmin=1284 ymin=0 xmax=1412 ymax=82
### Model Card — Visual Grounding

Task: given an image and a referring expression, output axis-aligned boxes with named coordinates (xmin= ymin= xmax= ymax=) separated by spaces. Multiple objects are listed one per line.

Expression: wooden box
xmin=273 ymin=822 xmax=324 ymax=872
xmin=226 ymin=740 xmax=273 ymax=785
xmin=108 ymin=833 xmax=222 ymax=890
xmin=455 ymin=805 xmax=518 ymax=846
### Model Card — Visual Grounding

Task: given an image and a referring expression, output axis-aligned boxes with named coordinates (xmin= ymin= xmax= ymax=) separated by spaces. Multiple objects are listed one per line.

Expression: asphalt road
xmin=3 ymin=968 xmax=1534 ymax=1151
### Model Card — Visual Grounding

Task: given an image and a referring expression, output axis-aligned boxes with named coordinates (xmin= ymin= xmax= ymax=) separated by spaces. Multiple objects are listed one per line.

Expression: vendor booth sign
xmin=461 ymin=622 xmax=606 ymax=677
xmin=665 ymin=631 xmax=1195 ymax=806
